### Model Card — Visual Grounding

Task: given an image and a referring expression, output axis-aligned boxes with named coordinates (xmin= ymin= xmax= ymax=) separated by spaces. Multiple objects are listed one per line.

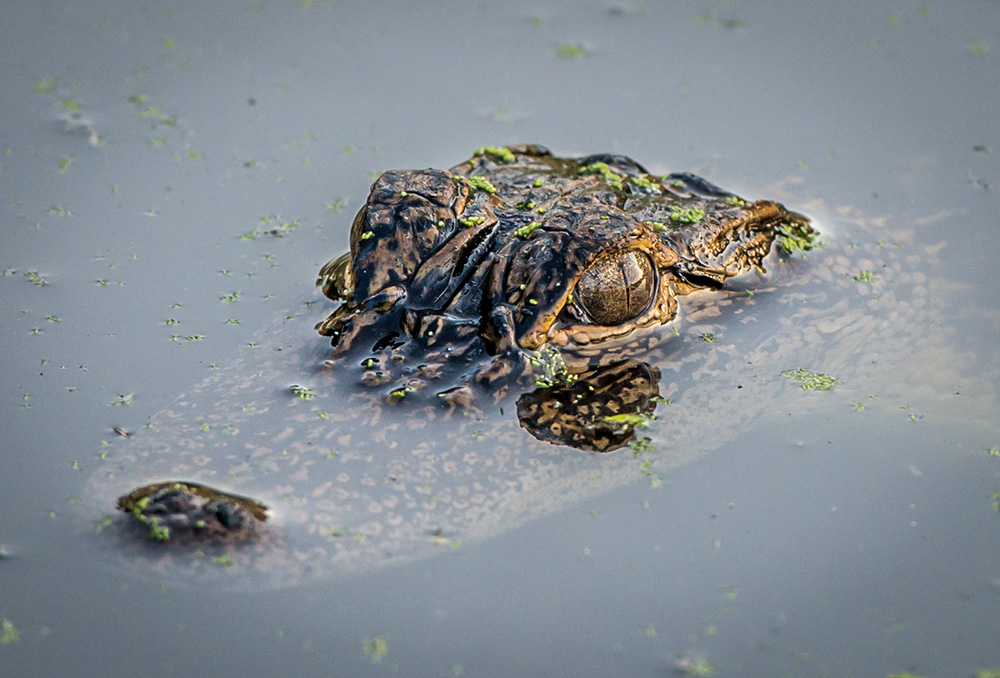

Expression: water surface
xmin=2 ymin=1 xmax=999 ymax=676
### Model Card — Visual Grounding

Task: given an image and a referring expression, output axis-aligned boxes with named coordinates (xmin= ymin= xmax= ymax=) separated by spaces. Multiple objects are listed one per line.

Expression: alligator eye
xmin=576 ymin=251 xmax=655 ymax=326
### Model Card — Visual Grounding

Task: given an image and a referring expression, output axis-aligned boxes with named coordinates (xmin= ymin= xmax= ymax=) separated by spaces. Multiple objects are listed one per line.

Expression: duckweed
xmin=514 ymin=222 xmax=542 ymax=239
xmin=459 ymin=215 xmax=486 ymax=228
xmin=776 ymin=220 xmax=821 ymax=255
xmin=782 ymin=368 xmax=843 ymax=391
xmin=529 ymin=346 xmax=578 ymax=388
xmin=473 ymin=146 xmax=515 ymax=163
xmin=578 ymin=162 xmax=623 ymax=190
xmin=629 ymin=175 xmax=660 ymax=193
xmin=669 ymin=208 xmax=705 ymax=223
xmin=0 ymin=618 xmax=18 ymax=644
xmin=465 ymin=176 xmax=497 ymax=194
xmin=363 ymin=635 xmax=388 ymax=662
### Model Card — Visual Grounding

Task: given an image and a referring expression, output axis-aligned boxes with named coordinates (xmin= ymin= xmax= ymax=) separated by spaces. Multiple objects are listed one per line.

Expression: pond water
xmin=2 ymin=1 xmax=999 ymax=676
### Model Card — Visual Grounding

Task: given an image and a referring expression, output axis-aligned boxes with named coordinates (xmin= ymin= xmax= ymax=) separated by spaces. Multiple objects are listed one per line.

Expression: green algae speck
xmin=782 ymin=368 xmax=843 ymax=391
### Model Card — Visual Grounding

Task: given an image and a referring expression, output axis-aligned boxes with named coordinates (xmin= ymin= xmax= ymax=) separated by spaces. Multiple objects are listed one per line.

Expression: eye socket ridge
xmin=574 ymin=249 xmax=656 ymax=327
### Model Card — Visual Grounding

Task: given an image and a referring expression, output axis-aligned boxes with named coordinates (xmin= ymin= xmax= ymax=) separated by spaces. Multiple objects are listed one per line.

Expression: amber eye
xmin=575 ymin=251 xmax=655 ymax=326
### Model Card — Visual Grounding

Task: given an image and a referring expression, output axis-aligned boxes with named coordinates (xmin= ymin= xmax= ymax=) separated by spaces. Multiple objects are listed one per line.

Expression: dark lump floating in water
xmin=117 ymin=481 xmax=267 ymax=544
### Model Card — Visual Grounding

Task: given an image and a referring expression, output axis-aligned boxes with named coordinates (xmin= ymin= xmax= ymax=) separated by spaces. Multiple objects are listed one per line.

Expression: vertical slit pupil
xmin=577 ymin=251 xmax=654 ymax=326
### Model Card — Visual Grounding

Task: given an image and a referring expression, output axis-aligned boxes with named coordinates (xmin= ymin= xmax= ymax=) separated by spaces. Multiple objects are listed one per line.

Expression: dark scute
xmin=575 ymin=153 xmax=650 ymax=177
xmin=663 ymin=172 xmax=736 ymax=200
xmin=576 ymin=251 xmax=654 ymax=326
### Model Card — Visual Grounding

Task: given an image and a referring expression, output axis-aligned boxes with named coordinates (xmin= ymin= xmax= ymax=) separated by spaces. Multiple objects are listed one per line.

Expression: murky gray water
xmin=2 ymin=1 xmax=999 ymax=676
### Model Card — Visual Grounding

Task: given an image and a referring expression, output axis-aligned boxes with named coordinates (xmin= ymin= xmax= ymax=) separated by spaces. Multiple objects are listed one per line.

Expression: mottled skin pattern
xmin=315 ymin=144 xmax=811 ymax=401
xmin=117 ymin=482 xmax=267 ymax=544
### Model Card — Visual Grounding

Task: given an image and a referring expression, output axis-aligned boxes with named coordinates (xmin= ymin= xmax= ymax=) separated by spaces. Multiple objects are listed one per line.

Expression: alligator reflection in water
xmin=516 ymin=359 xmax=662 ymax=452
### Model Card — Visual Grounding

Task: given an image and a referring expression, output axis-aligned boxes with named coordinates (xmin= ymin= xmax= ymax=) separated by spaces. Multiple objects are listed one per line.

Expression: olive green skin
xmin=316 ymin=145 xmax=811 ymax=400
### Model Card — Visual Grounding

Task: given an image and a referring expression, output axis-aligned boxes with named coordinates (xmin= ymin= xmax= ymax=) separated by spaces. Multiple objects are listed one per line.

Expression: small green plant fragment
xmin=700 ymin=333 xmax=716 ymax=343
xmin=603 ymin=412 xmax=654 ymax=428
xmin=459 ymin=215 xmax=485 ymax=228
xmin=992 ymin=492 xmax=1000 ymax=513
xmin=112 ymin=393 xmax=134 ymax=406
xmin=185 ymin=149 xmax=203 ymax=159
xmin=988 ymin=448 xmax=1000 ymax=457
xmin=669 ymin=207 xmax=706 ymax=224
xmin=885 ymin=674 xmax=925 ymax=678
xmin=555 ymin=43 xmax=587 ymax=58
xmin=628 ymin=175 xmax=660 ymax=193
xmin=25 ymin=271 xmax=48 ymax=286
xmin=917 ymin=5 xmax=930 ymax=16
xmin=464 ymin=175 xmax=497 ymax=194
xmin=0 ymin=618 xmax=18 ymax=644
xmin=578 ymin=162 xmax=623 ymax=190
xmin=59 ymin=98 xmax=80 ymax=111
xmin=885 ymin=15 xmax=903 ymax=27
xmin=683 ymin=658 xmax=715 ymax=676
xmin=212 ymin=554 xmax=237 ymax=568
xmin=514 ymin=221 xmax=542 ymax=239
xmin=782 ymin=368 xmax=843 ymax=391
xmin=127 ymin=496 xmax=170 ymax=541
xmin=289 ymin=384 xmax=314 ymax=399
xmin=35 ymin=76 xmax=58 ymax=94
xmin=473 ymin=146 xmax=515 ymax=163
xmin=58 ymin=156 xmax=73 ymax=173
xmin=776 ymin=220 xmax=820 ymax=255
xmin=971 ymin=43 xmax=989 ymax=55
xmin=326 ymin=199 xmax=347 ymax=212
xmin=630 ymin=438 xmax=655 ymax=453
xmin=389 ymin=387 xmax=412 ymax=399
xmin=220 ymin=292 xmax=241 ymax=303
xmin=976 ymin=669 xmax=1000 ymax=678
xmin=854 ymin=270 xmax=877 ymax=283
xmin=852 ymin=401 xmax=866 ymax=411
xmin=724 ymin=195 xmax=746 ymax=206
xmin=529 ymin=346 xmax=578 ymax=388
xmin=363 ymin=635 xmax=388 ymax=662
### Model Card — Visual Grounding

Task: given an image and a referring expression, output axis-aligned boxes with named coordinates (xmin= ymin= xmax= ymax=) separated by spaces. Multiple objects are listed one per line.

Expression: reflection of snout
xmin=515 ymin=359 xmax=662 ymax=452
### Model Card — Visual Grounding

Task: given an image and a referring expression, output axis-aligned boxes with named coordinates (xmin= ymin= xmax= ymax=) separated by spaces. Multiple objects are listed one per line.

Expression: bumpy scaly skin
xmin=316 ymin=145 xmax=812 ymax=399
xmin=118 ymin=482 xmax=267 ymax=544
